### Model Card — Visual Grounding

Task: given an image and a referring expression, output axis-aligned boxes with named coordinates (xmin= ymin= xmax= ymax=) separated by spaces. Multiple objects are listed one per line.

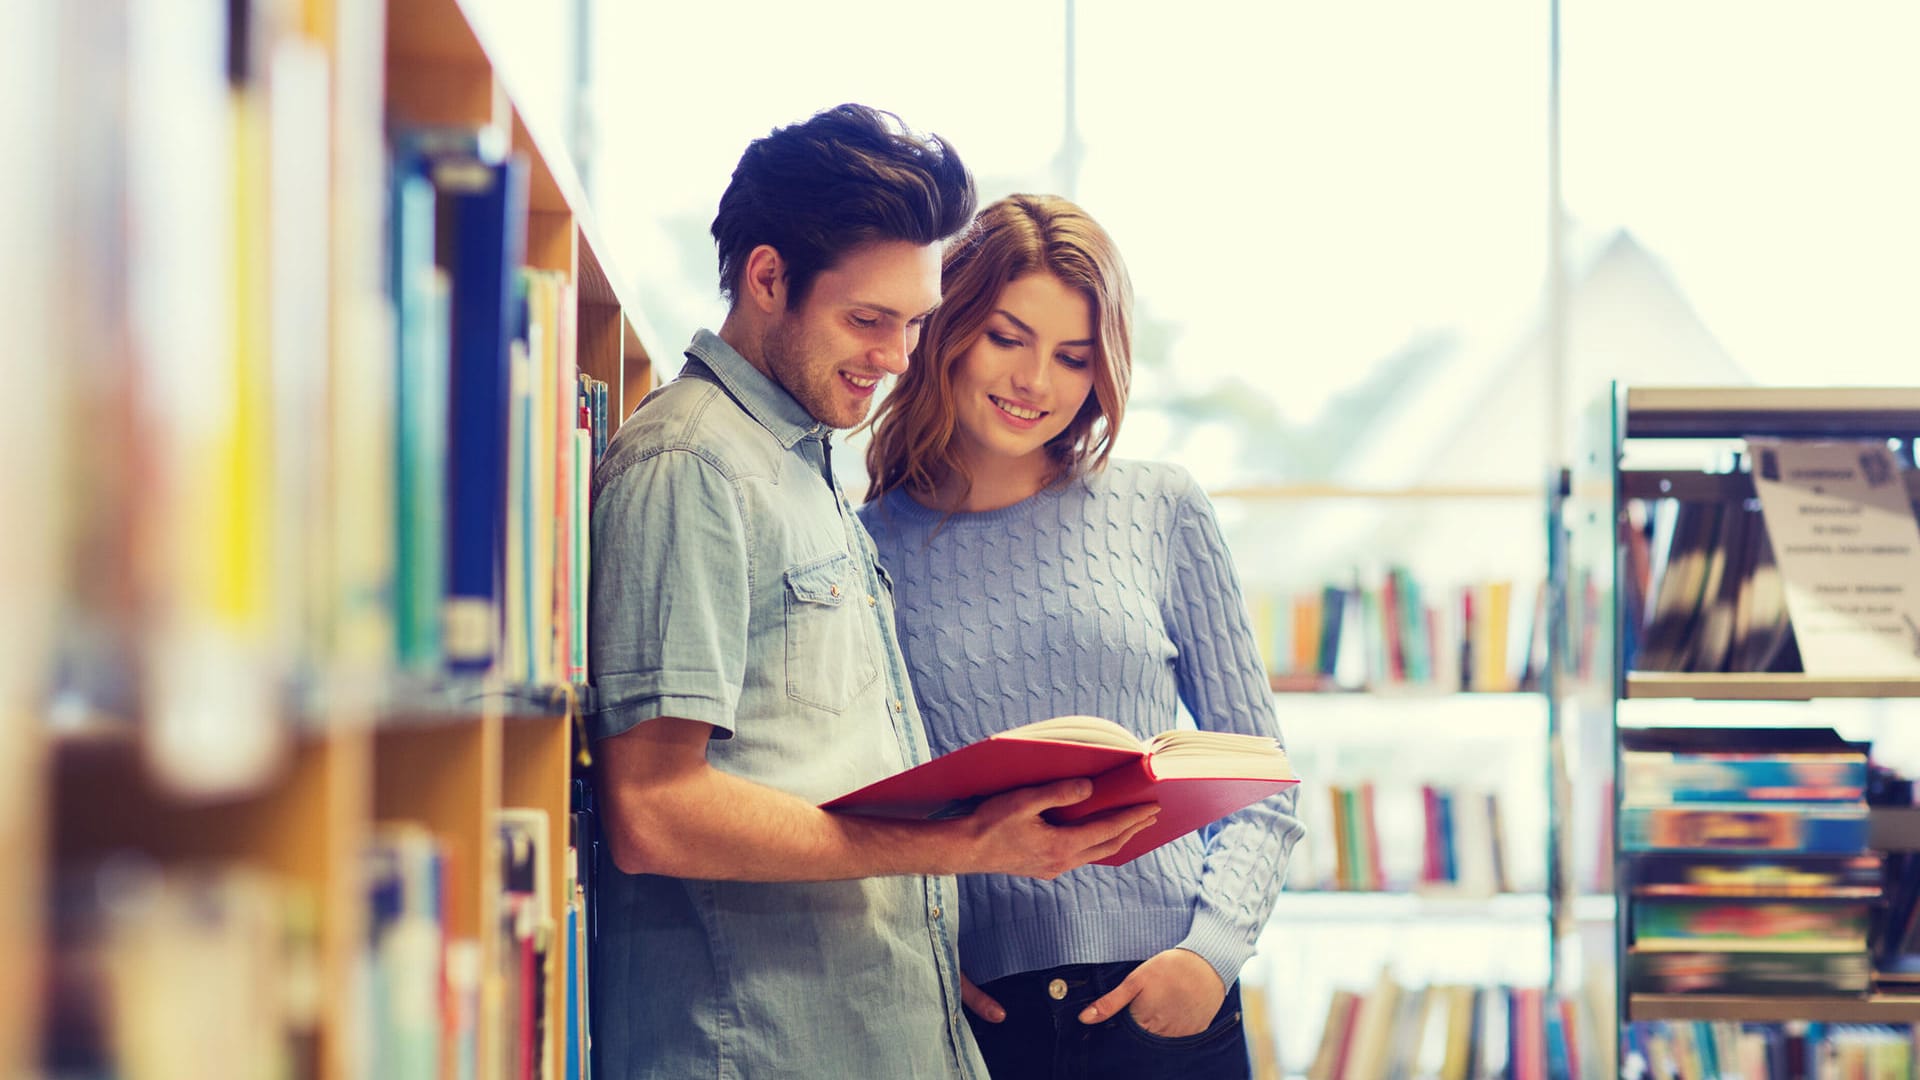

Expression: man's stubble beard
xmin=762 ymin=314 xmax=862 ymax=430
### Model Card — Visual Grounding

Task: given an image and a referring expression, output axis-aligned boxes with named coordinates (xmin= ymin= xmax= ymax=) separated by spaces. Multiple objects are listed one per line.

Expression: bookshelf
xmin=26 ymin=0 xmax=654 ymax=1076
xmin=1564 ymin=384 xmax=1920 ymax=1061
xmin=1212 ymin=484 xmax=1579 ymax=1070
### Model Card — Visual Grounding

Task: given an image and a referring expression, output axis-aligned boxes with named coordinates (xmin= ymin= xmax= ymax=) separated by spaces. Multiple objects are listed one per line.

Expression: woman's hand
xmin=961 ymin=973 xmax=1006 ymax=1023
xmin=1077 ymin=948 xmax=1226 ymax=1037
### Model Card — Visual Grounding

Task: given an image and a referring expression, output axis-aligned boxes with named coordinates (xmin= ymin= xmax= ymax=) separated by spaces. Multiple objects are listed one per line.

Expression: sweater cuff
xmin=1176 ymin=907 xmax=1258 ymax=990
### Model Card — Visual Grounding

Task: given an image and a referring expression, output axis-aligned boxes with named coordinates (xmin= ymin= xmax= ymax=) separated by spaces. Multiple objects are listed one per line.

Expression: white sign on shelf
xmin=1747 ymin=438 xmax=1920 ymax=674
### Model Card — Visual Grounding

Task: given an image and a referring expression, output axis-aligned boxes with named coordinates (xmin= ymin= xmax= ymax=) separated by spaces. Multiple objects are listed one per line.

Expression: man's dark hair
xmin=712 ymin=104 xmax=977 ymax=308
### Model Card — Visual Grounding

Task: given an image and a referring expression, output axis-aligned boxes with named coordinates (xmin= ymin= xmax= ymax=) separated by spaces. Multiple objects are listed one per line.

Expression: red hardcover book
xmin=822 ymin=715 xmax=1297 ymax=866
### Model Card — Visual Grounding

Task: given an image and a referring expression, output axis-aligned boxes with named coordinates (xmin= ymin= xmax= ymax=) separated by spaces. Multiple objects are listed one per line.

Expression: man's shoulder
xmin=595 ymin=376 xmax=784 ymax=489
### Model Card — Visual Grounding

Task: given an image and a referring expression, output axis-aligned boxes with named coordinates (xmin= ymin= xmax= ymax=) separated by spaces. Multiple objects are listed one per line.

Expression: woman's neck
xmin=921 ymin=454 xmax=1055 ymax=513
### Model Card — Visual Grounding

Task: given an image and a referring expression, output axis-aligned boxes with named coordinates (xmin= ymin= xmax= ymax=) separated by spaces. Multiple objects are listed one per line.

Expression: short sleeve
xmin=588 ymin=448 xmax=751 ymax=741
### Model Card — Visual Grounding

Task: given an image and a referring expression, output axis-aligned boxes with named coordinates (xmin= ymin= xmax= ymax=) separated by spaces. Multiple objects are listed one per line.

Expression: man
xmin=588 ymin=104 xmax=1160 ymax=1079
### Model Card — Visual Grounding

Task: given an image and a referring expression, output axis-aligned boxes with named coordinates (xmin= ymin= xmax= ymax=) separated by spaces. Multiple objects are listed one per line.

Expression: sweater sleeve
xmin=1161 ymin=470 xmax=1304 ymax=989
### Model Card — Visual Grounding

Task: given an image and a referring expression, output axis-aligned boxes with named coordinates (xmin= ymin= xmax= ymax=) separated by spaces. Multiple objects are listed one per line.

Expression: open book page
xmin=995 ymin=714 xmax=1145 ymax=750
xmin=1001 ymin=715 xmax=1292 ymax=781
xmin=1142 ymin=729 xmax=1292 ymax=780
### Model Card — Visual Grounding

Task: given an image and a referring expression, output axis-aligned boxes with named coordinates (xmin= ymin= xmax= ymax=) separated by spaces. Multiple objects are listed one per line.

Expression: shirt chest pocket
xmin=783 ymin=551 xmax=881 ymax=713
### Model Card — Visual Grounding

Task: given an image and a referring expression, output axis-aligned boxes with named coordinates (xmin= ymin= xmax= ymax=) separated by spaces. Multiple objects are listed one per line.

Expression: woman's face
xmin=947 ymin=272 xmax=1099 ymax=474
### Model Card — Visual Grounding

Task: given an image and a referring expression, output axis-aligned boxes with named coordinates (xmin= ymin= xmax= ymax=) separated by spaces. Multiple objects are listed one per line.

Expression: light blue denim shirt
xmin=587 ymin=330 xmax=985 ymax=1080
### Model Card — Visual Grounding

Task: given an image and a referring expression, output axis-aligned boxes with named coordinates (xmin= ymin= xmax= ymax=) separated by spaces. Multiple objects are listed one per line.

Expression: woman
xmin=859 ymin=194 xmax=1302 ymax=1080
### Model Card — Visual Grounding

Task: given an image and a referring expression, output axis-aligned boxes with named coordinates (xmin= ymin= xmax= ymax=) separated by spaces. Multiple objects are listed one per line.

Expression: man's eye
xmin=851 ymin=314 xmax=879 ymax=329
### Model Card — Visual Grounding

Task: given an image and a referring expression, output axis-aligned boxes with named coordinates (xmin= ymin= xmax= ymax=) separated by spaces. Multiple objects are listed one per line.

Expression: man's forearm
xmin=604 ymin=762 xmax=969 ymax=881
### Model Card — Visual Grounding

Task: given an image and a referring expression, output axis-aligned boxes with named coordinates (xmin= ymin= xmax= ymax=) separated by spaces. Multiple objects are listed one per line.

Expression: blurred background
xmin=486 ymin=2 xmax=1920 ymax=1061
xmin=5 ymin=0 xmax=1919 ymax=1076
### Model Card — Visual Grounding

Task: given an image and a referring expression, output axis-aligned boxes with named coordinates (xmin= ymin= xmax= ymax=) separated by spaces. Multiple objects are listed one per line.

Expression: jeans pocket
xmin=783 ymin=551 xmax=880 ymax=713
xmin=1117 ymin=982 xmax=1246 ymax=1052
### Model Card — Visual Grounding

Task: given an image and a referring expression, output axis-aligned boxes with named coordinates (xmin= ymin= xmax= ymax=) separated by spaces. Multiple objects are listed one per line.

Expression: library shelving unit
xmin=1565 ymin=385 xmax=1920 ymax=1053
xmin=1211 ymin=482 xmax=1592 ymax=1069
xmin=26 ymin=0 xmax=659 ymax=1077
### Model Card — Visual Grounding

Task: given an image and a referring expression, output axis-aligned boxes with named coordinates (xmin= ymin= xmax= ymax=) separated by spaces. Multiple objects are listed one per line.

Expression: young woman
xmin=859 ymin=194 xmax=1302 ymax=1080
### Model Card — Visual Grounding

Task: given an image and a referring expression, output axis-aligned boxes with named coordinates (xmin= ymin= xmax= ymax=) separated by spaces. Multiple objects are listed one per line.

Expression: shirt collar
xmin=684 ymin=328 xmax=829 ymax=451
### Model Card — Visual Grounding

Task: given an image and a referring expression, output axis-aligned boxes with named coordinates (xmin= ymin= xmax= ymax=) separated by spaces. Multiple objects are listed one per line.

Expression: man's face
xmin=761 ymin=240 xmax=943 ymax=429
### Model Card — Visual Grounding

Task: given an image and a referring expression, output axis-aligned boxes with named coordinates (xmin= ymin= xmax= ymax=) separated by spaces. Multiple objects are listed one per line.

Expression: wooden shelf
xmin=1629 ymin=994 xmax=1920 ymax=1023
xmin=1624 ymin=672 xmax=1920 ymax=700
xmin=1273 ymin=891 xmax=1560 ymax=922
xmin=1621 ymin=468 xmax=1920 ymax=502
xmin=1622 ymin=387 xmax=1920 ymax=439
xmin=1271 ymin=674 xmax=1537 ymax=697
xmin=387 ymin=0 xmax=662 ymax=419
xmin=1210 ymin=483 xmax=1541 ymax=502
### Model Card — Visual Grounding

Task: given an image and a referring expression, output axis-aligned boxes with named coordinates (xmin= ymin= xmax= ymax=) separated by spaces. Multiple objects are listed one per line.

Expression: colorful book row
xmin=1305 ymin=973 xmax=1593 ymax=1080
xmin=1247 ymin=574 xmax=1545 ymax=692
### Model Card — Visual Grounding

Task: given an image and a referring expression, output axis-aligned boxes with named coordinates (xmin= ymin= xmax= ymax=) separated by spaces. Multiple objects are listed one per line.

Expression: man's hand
xmin=1077 ymin=948 xmax=1226 ymax=1038
xmin=960 ymin=973 xmax=1006 ymax=1023
xmin=957 ymin=779 xmax=1159 ymax=880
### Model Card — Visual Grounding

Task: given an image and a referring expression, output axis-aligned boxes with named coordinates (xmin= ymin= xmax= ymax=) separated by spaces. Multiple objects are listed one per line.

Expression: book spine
xmin=1621 ymin=804 xmax=1869 ymax=854
xmin=441 ymin=155 xmax=529 ymax=675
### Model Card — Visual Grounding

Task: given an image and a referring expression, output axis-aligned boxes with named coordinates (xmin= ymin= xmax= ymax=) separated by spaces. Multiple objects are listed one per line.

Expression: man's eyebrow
xmin=993 ymin=308 xmax=1095 ymax=347
xmin=852 ymin=302 xmax=940 ymax=323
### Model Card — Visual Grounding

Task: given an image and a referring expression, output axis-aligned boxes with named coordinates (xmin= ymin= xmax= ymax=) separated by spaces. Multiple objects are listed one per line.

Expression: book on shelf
xmin=497 ymin=807 xmax=555 ymax=1080
xmin=390 ymin=162 xmax=451 ymax=675
xmin=1620 ymin=728 xmax=1871 ymax=855
xmin=366 ymin=823 xmax=452 ymax=1080
xmin=1632 ymin=1020 xmax=1919 ymax=1080
xmin=1632 ymin=899 xmax=1872 ymax=952
xmin=822 ymin=715 xmax=1296 ymax=867
xmin=1249 ymin=572 xmax=1545 ymax=692
xmin=1620 ymin=726 xmax=1877 ymax=996
xmin=388 ymin=126 xmax=611 ymax=691
xmin=1627 ymin=498 xmax=1800 ymax=675
xmin=1300 ymin=973 xmax=1586 ymax=1080
xmin=431 ymin=142 xmax=528 ymax=675
xmin=1629 ymin=852 xmax=1884 ymax=900
xmin=1291 ymin=781 xmax=1514 ymax=894
xmin=1626 ymin=948 xmax=1871 ymax=996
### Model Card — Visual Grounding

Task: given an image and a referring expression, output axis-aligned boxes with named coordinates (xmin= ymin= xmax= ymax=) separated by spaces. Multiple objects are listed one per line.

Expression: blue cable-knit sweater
xmin=858 ymin=459 xmax=1303 ymax=990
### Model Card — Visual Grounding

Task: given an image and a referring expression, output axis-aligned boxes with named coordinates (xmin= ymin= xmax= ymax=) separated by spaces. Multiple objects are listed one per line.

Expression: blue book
xmin=565 ymin=901 xmax=581 ymax=1080
xmin=432 ymin=151 xmax=529 ymax=674
xmin=1623 ymin=751 xmax=1867 ymax=803
xmin=591 ymin=379 xmax=608 ymax=464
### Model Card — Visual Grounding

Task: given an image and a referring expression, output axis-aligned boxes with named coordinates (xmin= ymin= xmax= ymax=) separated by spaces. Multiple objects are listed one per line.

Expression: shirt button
xmin=829 ymin=585 xmax=840 ymax=598
xmin=867 ymin=594 xmax=876 ymax=606
xmin=892 ymin=700 xmax=903 ymax=713
xmin=929 ymin=906 xmax=941 ymax=919
xmin=1047 ymin=978 xmax=1068 ymax=1001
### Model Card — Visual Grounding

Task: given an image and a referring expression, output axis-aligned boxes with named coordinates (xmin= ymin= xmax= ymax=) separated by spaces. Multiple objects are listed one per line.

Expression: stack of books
xmin=1620 ymin=727 xmax=1875 ymax=996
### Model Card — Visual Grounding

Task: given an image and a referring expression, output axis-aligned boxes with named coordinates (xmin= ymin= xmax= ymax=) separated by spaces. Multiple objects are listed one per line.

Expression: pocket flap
xmin=785 ymin=551 xmax=856 ymax=606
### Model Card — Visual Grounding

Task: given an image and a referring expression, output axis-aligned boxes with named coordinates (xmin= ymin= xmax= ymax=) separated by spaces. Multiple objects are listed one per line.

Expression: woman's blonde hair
xmin=863 ymin=193 xmax=1133 ymax=505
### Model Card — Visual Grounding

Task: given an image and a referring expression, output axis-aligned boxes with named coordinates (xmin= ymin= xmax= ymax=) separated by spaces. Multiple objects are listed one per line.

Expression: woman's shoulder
xmin=1082 ymin=458 xmax=1203 ymax=503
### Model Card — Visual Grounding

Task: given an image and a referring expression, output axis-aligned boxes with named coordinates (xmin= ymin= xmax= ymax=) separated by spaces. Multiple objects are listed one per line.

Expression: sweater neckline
xmin=878 ymin=479 xmax=1075 ymax=529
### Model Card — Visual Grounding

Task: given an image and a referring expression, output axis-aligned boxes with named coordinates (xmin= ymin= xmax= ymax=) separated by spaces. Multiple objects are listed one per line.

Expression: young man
xmin=587 ymin=104 xmax=1161 ymax=1080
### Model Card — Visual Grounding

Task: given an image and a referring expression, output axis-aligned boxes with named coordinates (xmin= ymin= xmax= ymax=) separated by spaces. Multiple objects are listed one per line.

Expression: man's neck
xmin=716 ymin=308 xmax=773 ymax=380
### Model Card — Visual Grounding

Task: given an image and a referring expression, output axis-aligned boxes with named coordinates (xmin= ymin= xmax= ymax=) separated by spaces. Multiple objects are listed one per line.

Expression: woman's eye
xmin=987 ymin=332 xmax=1021 ymax=348
xmin=1058 ymin=354 xmax=1091 ymax=370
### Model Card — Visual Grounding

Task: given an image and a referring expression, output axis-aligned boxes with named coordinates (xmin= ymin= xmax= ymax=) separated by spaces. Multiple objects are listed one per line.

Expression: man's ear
xmin=742 ymin=244 xmax=787 ymax=315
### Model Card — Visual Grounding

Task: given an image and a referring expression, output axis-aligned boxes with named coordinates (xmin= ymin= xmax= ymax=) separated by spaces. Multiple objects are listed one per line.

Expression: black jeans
xmin=966 ymin=961 xmax=1251 ymax=1080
